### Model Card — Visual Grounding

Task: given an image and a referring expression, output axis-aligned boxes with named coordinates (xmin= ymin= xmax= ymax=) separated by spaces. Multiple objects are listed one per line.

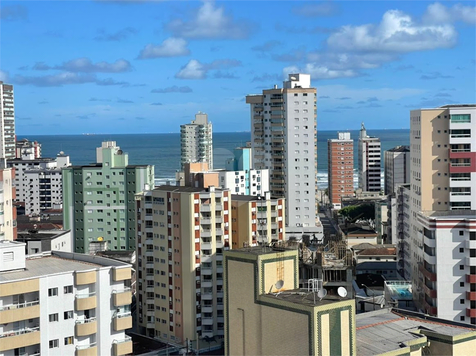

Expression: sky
xmin=0 ymin=0 xmax=475 ymax=135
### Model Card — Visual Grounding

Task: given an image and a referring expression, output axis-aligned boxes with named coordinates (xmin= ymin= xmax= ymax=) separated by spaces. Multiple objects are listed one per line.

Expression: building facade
xmin=409 ymin=105 xmax=476 ymax=324
xmin=0 ymin=81 xmax=15 ymax=164
xmin=230 ymin=193 xmax=285 ymax=248
xmin=9 ymin=153 xmax=71 ymax=216
xmin=16 ymin=139 xmax=41 ymax=160
xmin=63 ymin=141 xmax=154 ymax=253
xmin=384 ymin=146 xmax=410 ymax=195
xmin=328 ymin=132 xmax=354 ymax=209
xmin=0 ymin=168 xmax=16 ymax=241
xmin=358 ymin=122 xmax=381 ymax=192
xmin=246 ymin=73 xmax=319 ymax=234
xmin=135 ymin=186 xmax=230 ymax=345
xmin=180 ymin=112 xmax=213 ymax=170
xmin=0 ymin=240 xmax=133 ymax=356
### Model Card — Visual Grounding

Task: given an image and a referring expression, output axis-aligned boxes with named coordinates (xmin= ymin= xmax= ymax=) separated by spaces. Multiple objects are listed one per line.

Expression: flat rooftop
xmin=0 ymin=251 xmax=129 ymax=282
xmin=261 ymin=289 xmax=350 ymax=308
xmin=356 ymin=309 xmax=476 ymax=355
xmin=420 ymin=210 xmax=476 ymax=219
xmin=226 ymin=245 xmax=296 ymax=256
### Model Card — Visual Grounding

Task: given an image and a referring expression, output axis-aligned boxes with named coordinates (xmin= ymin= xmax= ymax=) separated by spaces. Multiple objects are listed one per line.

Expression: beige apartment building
xmin=231 ymin=193 xmax=285 ymax=248
xmin=135 ymin=186 xmax=230 ymax=346
xmin=328 ymin=132 xmax=354 ymax=209
xmin=409 ymin=105 xmax=476 ymax=324
xmin=0 ymin=240 xmax=132 ymax=356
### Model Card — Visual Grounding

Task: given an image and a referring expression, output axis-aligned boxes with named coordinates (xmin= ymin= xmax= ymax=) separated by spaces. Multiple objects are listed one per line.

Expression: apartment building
xmin=180 ymin=112 xmax=213 ymax=170
xmin=63 ymin=141 xmax=154 ymax=253
xmin=384 ymin=146 xmax=410 ymax=195
xmin=409 ymin=105 xmax=476 ymax=324
xmin=230 ymin=193 xmax=285 ymax=248
xmin=0 ymin=81 xmax=15 ymax=164
xmin=328 ymin=132 xmax=354 ymax=209
xmin=135 ymin=186 xmax=230 ymax=346
xmin=16 ymin=139 xmax=41 ymax=160
xmin=0 ymin=168 xmax=16 ymax=241
xmin=8 ymin=152 xmax=71 ymax=216
xmin=246 ymin=73 xmax=320 ymax=237
xmin=0 ymin=240 xmax=133 ymax=356
xmin=358 ymin=122 xmax=381 ymax=192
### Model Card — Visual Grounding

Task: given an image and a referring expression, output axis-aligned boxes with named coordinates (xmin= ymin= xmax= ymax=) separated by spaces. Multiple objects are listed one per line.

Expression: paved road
xmin=319 ymin=211 xmax=337 ymax=235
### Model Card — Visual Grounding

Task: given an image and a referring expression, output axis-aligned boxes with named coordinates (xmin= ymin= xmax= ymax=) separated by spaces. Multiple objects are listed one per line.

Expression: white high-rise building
xmin=384 ymin=146 xmax=410 ymax=195
xmin=0 ymin=240 xmax=133 ymax=356
xmin=246 ymin=74 xmax=321 ymax=237
xmin=358 ymin=122 xmax=381 ymax=192
xmin=408 ymin=104 xmax=476 ymax=325
xmin=0 ymin=81 xmax=16 ymax=166
xmin=180 ymin=112 xmax=213 ymax=170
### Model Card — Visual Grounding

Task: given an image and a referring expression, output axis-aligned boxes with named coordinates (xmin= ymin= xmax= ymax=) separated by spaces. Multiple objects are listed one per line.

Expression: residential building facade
xmin=246 ymin=73 xmax=320 ymax=236
xmin=0 ymin=167 xmax=16 ymax=241
xmin=230 ymin=193 xmax=285 ymax=248
xmin=16 ymin=139 xmax=41 ymax=160
xmin=358 ymin=122 xmax=381 ymax=192
xmin=135 ymin=186 xmax=230 ymax=346
xmin=328 ymin=132 xmax=354 ymax=209
xmin=384 ymin=146 xmax=410 ymax=195
xmin=63 ymin=141 xmax=154 ymax=253
xmin=409 ymin=105 xmax=476 ymax=324
xmin=0 ymin=81 xmax=15 ymax=165
xmin=0 ymin=240 xmax=133 ymax=356
xmin=180 ymin=112 xmax=213 ymax=170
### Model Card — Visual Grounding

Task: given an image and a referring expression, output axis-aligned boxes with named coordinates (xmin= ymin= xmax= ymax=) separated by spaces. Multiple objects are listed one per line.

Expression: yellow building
xmin=225 ymin=247 xmax=476 ymax=356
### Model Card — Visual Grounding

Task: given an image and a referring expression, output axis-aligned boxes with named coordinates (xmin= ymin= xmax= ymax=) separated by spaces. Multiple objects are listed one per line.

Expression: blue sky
xmin=0 ymin=1 xmax=475 ymax=135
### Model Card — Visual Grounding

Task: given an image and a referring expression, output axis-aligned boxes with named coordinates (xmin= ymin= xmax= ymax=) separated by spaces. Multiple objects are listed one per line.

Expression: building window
xmin=49 ymin=313 xmax=59 ymax=322
xmin=64 ymin=336 xmax=74 ymax=345
xmin=64 ymin=310 xmax=73 ymax=320
xmin=64 ymin=285 xmax=73 ymax=294
xmin=48 ymin=288 xmax=58 ymax=297
xmin=49 ymin=339 xmax=59 ymax=348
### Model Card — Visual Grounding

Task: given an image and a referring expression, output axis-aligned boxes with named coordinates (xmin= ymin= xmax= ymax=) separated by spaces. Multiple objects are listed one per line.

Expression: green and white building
xmin=63 ymin=141 xmax=154 ymax=253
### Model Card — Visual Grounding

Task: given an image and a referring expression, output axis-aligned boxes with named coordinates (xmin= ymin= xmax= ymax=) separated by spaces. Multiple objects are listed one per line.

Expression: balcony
xmin=418 ymin=263 xmax=437 ymax=282
xmin=200 ymin=205 xmax=211 ymax=212
xmin=466 ymin=274 xmax=476 ymax=283
xmin=423 ymin=235 xmax=436 ymax=249
xmin=422 ymin=284 xmax=437 ymax=299
xmin=466 ymin=308 xmax=476 ymax=318
xmin=466 ymin=291 xmax=476 ymax=301
xmin=0 ymin=327 xmax=40 ymax=352
xmin=423 ymin=251 xmax=436 ymax=265
xmin=113 ymin=337 xmax=133 ymax=356
xmin=75 ymin=292 xmax=97 ymax=310
xmin=76 ymin=343 xmax=97 ymax=356
xmin=466 ymin=257 xmax=476 ymax=267
xmin=423 ymin=300 xmax=437 ymax=316
xmin=202 ymin=317 xmax=214 ymax=325
xmin=75 ymin=271 xmax=97 ymax=285
xmin=113 ymin=288 xmax=132 ymax=307
xmin=113 ymin=267 xmax=131 ymax=282
xmin=0 ymin=300 xmax=40 ymax=323
xmin=113 ymin=312 xmax=132 ymax=331
xmin=465 ymin=240 xmax=476 ymax=249
xmin=201 ymin=217 xmax=211 ymax=225
xmin=76 ymin=318 xmax=97 ymax=336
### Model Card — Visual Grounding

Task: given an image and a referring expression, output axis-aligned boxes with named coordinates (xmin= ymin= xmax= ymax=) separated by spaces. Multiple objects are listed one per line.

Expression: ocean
xmin=21 ymin=129 xmax=410 ymax=189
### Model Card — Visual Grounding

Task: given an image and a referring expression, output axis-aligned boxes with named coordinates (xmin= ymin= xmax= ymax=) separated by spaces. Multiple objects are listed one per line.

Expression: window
xmin=49 ymin=313 xmax=59 ymax=322
xmin=64 ymin=285 xmax=73 ymax=294
xmin=64 ymin=336 xmax=74 ymax=345
xmin=64 ymin=310 xmax=73 ymax=319
xmin=49 ymin=339 xmax=59 ymax=348
xmin=48 ymin=287 xmax=58 ymax=297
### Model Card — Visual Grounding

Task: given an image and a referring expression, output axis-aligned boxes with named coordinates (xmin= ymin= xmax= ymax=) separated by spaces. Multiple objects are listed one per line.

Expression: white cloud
xmin=166 ymin=1 xmax=255 ymax=39
xmin=283 ymin=64 xmax=359 ymax=80
xmin=32 ymin=58 xmax=132 ymax=73
xmin=0 ymin=70 xmax=9 ymax=82
xmin=14 ymin=72 xmax=97 ymax=87
xmin=138 ymin=38 xmax=190 ymax=59
xmin=423 ymin=2 xmax=476 ymax=25
xmin=175 ymin=60 xmax=206 ymax=79
xmin=327 ymin=9 xmax=457 ymax=53
xmin=175 ymin=58 xmax=241 ymax=79
xmin=317 ymin=84 xmax=425 ymax=101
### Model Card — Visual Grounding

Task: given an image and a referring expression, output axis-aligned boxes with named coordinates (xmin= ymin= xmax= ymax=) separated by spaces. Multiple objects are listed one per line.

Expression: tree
xmin=339 ymin=203 xmax=375 ymax=221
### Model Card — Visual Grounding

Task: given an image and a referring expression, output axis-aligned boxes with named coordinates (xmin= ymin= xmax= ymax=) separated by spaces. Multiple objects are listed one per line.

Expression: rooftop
xmin=356 ymin=308 xmax=476 ymax=355
xmin=357 ymin=247 xmax=396 ymax=256
xmin=261 ymin=289 xmax=350 ymax=308
xmin=0 ymin=251 xmax=129 ymax=282
xmin=226 ymin=245 xmax=296 ymax=256
xmin=419 ymin=210 xmax=476 ymax=219
xmin=386 ymin=145 xmax=410 ymax=152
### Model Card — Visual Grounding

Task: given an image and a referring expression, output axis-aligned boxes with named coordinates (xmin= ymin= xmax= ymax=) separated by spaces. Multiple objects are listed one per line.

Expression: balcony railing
xmin=76 ymin=342 xmax=97 ymax=350
xmin=0 ymin=326 xmax=40 ymax=338
xmin=0 ymin=300 xmax=39 ymax=312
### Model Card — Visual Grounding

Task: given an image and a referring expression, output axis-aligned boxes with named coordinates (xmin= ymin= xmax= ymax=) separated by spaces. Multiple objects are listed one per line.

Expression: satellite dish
xmin=275 ymin=280 xmax=284 ymax=290
xmin=337 ymin=287 xmax=348 ymax=298
xmin=317 ymin=288 xmax=327 ymax=300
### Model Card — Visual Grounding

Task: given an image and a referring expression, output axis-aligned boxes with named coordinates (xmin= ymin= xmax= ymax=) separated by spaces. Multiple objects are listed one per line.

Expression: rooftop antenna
xmin=317 ymin=288 xmax=327 ymax=301
xmin=337 ymin=287 xmax=348 ymax=298
xmin=275 ymin=279 xmax=284 ymax=290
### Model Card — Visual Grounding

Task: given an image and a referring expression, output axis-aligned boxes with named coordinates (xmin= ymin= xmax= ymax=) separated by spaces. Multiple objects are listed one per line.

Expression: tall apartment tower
xmin=328 ymin=132 xmax=354 ymax=209
xmin=246 ymin=73 xmax=320 ymax=235
xmin=0 ymin=81 xmax=16 ymax=165
xmin=0 ymin=167 xmax=16 ymax=240
xmin=0 ymin=240 xmax=133 ymax=356
xmin=135 ymin=186 xmax=230 ymax=345
xmin=409 ymin=105 xmax=476 ymax=324
xmin=384 ymin=146 xmax=410 ymax=195
xmin=358 ymin=122 xmax=381 ymax=192
xmin=63 ymin=141 xmax=154 ymax=253
xmin=180 ymin=112 xmax=213 ymax=170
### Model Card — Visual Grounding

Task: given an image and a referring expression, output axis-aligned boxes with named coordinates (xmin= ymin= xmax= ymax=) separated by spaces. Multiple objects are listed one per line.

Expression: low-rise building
xmin=0 ymin=240 xmax=133 ymax=356
xmin=15 ymin=229 xmax=72 ymax=254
